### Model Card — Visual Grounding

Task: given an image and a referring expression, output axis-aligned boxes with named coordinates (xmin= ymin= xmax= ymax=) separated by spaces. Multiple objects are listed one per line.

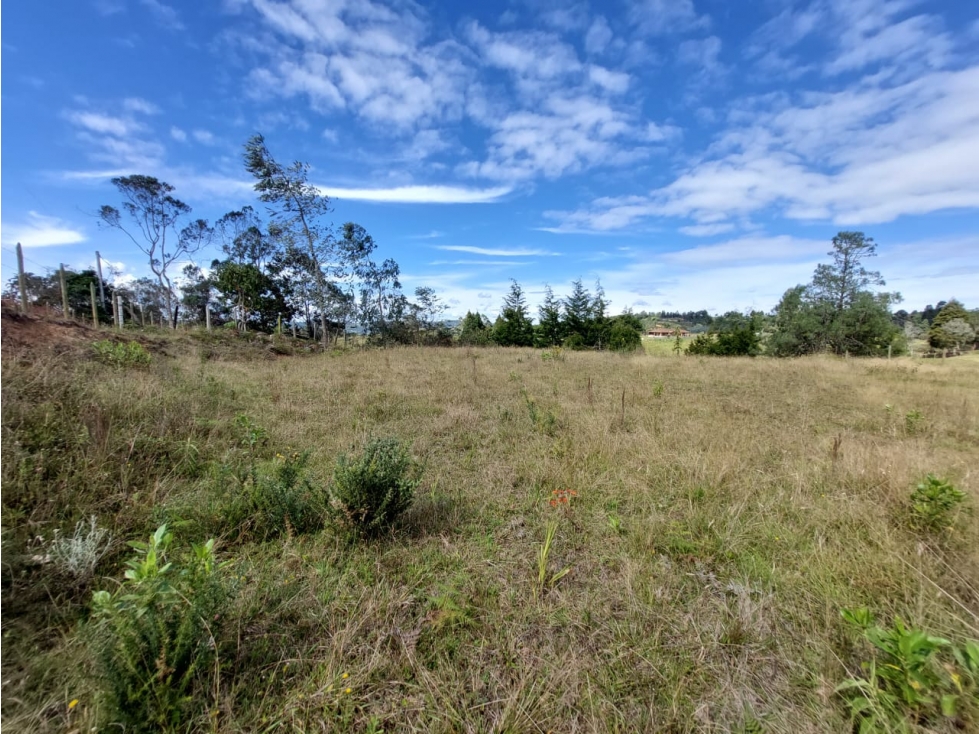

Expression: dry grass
xmin=2 ymin=335 xmax=977 ymax=733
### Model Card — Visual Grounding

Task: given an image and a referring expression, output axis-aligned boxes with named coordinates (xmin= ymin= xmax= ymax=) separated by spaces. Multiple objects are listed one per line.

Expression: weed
xmin=48 ymin=516 xmax=113 ymax=580
xmin=224 ymin=451 xmax=326 ymax=541
xmin=535 ymin=521 xmax=571 ymax=601
xmin=838 ymin=608 xmax=979 ymax=731
xmin=523 ymin=390 xmax=558 ymax=436
xmin=904 ymin=409 xmax=923 ymax=434
xmin=608 ymin=514 xmax=624 ymax=534
xmin=328 ymin=437 xmax=420 ymax=537
xmin=92 ymin=339 xmax=151 ymax=368
xmin=910 ymin=475 xmax=966 ymax=532
xmin=89 ymin=525 xmax=230 ymax=733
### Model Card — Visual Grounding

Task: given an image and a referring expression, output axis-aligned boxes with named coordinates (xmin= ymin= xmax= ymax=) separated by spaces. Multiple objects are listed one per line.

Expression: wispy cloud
xmin=2 ymin=212 xmax=87 ymax=248
xmin=435 ymin=245 xmax=560 ymax=256
xmin=139 ymin=0 xmax=183 ymax=30
xmin=318 ymin=185 xmax=511 ymax=204
xmin=548 ymin=64 xmax=979 ymax=231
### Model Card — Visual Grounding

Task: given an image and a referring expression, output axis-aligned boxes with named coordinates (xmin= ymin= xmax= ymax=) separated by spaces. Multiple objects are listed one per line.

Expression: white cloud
xmin=170 ymin=126 xmax=187 ymax=142
xmin=192 ymin=129 xmax=216 ymax=144
xmin=678 ymin=35 xmax=722 ymax=71
xmin=747 ymin=0 xmax=953 ymax=79
xmin=2 ymin=212 xmax=87 ymax=248
xmin=65 ymin=111 xmax=141 ymax=137
xmin=139 ymin=0 xmax=183 ymax=30
xmin=584 ymin=16 xmax=613 ymax=55
xmin=123 ymin=97 xmax=160 ymax=114
xmin=435 ymin=246 xmax=560 ymax=257
xmin=317 ymin=184 xmax=511 ymax=204
xmin=242 ymin=0 xmax=471 ymax=129
xmin=628 ymin=0 xmax=709 ymax=36
xmin=661 ymin=235 xmax=827 ymax=266
xmin=679 ymin=223 xmax=735 ymax=236
xmin=549 ymin=64 xmax=979 ymax=231
xmin=64 ymin=99 xmax=163 ymax=169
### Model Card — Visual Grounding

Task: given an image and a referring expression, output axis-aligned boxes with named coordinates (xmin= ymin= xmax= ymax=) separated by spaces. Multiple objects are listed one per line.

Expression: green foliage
xmin=686 ymin=312 xmax=761 ymax=356
xmin=769 ymin=233 xmax=901 ymax=357
xmin=903 ymin=409 xmax=922 ymax=435
xmin=457 ymin=310 xmax=492 ymax=346
xmin=605 ymin=313 xmax=643 ymax=352
xmin=910 ymin=475 xmax=966 ymax=531
xmin=223 ymin=451 xmax=326 ymax=541
xmin=535 ymin=285 xmax=564 ymax=347
xmin=523 ymin=390 xmax=558 ymax=436
xmin=328 ymin=437 xmax=420 ymax=537
xmin=928 ymin=301 xmax=974 ymax=350
xmin=92 ymin=339 xmax=152 ymax=368
xmin=837 ymin=608 xmax=978 ymax=731
xmin=89 ymin=525 xmax=230 ymax=733
xmin=492 ymin=280 xmax=535 ymax=347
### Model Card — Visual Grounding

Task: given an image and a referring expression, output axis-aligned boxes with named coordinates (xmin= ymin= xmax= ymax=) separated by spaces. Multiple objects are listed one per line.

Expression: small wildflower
xmin=68 ymin=699 xmax=79 ymax=710
xmin=342 ymin=672 xmax=349 ymax=679
xmin=345 ymin=687 xmax=352 ymax=694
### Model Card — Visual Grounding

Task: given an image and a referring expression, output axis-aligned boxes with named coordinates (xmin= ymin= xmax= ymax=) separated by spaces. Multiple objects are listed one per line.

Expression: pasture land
xmin=2 ymin=321 xmax=977 ymax=733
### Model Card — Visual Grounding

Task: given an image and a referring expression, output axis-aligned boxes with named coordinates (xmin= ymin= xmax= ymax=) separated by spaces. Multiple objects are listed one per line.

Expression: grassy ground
xmin=2 ymin=320 xmax=978 ymax=733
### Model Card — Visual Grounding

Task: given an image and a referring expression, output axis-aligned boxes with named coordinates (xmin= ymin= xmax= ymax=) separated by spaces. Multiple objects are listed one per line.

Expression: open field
xmin=2 ymin=317 xmax=978 ymax=733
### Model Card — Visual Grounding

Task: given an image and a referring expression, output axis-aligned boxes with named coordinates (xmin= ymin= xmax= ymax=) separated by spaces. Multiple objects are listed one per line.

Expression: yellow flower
xmin=345 ymin=687 xmax=352 ymax=694
xmin=342 ymin=672 xmax=349 ymax=679
xmin=68 ymin=699 xmax=79 ymax=710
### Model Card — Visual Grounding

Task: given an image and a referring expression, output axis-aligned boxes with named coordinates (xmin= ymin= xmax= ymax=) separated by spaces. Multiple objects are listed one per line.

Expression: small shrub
xmin=328 ymin=437 xmax=420 ymax=537
xmin=48 ymin=515 xmax=112 ymax=580
xmin=910 ymin=475 xmax=966 ymax=531
xmin=838 ymin=608 xmax=979 ymax=731
xmin=224 ymin=451 xmax=326 ymax=540
xmin=89 ymin=525 xmax=230 ymax=733
xmin=904 ymin=409 xmax=923 ymax=435
xmin=92 ymin=339 xmax=151 ymax=368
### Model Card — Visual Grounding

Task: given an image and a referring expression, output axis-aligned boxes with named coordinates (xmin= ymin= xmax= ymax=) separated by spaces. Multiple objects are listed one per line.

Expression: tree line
xmin=5 ymin=135 xmax=975 ymax=356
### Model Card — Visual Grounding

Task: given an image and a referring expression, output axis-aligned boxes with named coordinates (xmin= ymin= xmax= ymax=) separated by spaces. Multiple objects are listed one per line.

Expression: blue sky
xmin=2 ymin=0 xmax=978 ymax=317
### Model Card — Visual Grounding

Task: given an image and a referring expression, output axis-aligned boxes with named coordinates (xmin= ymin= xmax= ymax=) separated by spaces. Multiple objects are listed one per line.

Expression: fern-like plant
xmin=89 ymin=525 xmax=229 ymax=733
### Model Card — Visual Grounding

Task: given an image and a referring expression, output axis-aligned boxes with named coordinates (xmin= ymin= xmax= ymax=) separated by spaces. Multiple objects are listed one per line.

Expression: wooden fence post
xmin=90 ymin=282 xmax=99 ymax=328
xmin=16 ymin=242 xmax=29 ymax=314
xmin=95 ymin=251 xmax=107 ymax=307
xmin=59 ymin=264 xmax=69 ymax=318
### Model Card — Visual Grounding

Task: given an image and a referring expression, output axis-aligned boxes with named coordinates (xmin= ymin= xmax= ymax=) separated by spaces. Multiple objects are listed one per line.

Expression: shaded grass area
xmin=2 ymin=332 xmax=978 ymax=732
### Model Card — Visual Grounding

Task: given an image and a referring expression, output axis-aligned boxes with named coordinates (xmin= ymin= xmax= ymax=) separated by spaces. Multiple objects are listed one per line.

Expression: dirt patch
xmin=1 ymin=303 xmax=99 ymax=354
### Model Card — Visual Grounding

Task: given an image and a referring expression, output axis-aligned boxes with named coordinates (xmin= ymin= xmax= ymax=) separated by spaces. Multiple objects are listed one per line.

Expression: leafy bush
xmin=910 ymin=475 xmax=966 ymax=531
xmin=89 ymin=525 xmax=230 ymax=733
xmin=837 ymin=608 xmax=979 ymax=731
xmin=224 ymin=451 xmax=326 ymax=540
xmin=92 ymin=339 xmax=152 ymax=367
xmin=328 ymin=437 xmax=420 ymax=536
xmin=48 ymin=515 xmax=113 ymax=580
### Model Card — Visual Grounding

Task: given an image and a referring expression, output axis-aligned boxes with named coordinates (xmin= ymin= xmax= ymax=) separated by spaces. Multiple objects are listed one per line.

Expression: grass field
xmin=2 ymin=319 xmax=977 ymax=733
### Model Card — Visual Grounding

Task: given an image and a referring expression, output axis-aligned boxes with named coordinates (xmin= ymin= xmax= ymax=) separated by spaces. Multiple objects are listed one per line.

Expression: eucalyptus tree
xmin=99 ymin=175 xmax=210 ymax=327
xmin=244 ymin=134 xmax=337 ymax=346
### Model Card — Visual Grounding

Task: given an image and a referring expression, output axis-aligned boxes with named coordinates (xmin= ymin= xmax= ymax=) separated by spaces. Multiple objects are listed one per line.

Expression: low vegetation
xmin=2 ymin=318 xmax=977 ymax=733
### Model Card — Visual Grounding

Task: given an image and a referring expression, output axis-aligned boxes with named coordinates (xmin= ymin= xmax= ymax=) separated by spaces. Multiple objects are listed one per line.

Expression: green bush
xmin=89 ymin=525 xmax=230 ymax=733
xmin=838 ymin=608 xmax=979 ymax=731
xmin=224 ymin=451 xmax=326 ymax=540
xmin=328 ymin=437 xmax=420 ymax=536
xmin=910 ymin=475 xmax=966 ymax=532
xmin=92 ymin=339 xmax=152 ymax=367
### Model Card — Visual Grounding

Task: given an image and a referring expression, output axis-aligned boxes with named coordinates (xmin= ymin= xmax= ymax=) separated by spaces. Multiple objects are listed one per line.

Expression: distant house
xmin=647 ymin=328 xmax=690 ymax=338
